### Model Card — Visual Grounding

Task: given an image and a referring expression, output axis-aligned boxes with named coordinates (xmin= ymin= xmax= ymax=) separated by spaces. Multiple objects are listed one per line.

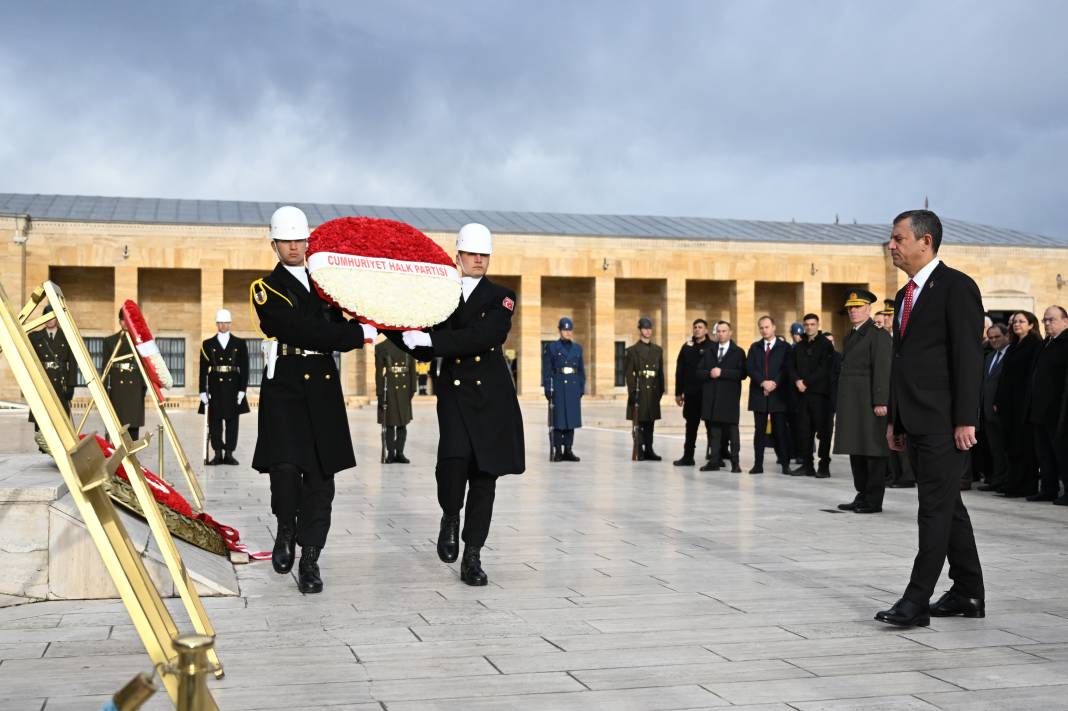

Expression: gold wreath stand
xmin=75 ymin=321 xmax=206 ymax=512
xmin=0 ymin=280 xmax=222 ymax=708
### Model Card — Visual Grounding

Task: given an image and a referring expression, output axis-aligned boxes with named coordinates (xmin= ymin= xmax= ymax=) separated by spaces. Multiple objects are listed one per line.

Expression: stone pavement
xmin=2 ymin=399 xmax=1068 ymax=710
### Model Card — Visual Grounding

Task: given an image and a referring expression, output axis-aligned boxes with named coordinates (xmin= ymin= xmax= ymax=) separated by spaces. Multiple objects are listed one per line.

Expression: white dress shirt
xmin=284 ymin=264 xmax=310 ymax=291
xmin=898 ymin=257 xmax=941 ymax=326
xmin=216 ymin=331 xmax=230 ymax=349
xmin=461 ymin=276 xmax=482 ymax=302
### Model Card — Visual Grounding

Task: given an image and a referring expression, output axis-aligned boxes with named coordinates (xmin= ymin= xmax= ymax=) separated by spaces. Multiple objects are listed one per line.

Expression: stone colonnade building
xmin=1 ymin=192 xmax=1066 ymax=404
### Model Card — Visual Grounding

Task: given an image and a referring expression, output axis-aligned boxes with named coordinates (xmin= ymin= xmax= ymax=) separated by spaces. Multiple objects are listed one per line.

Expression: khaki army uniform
xmin=624 ymin=339 xmax=665 ymax=460
xmin=375 ymin=338 xmax=418 ymax=463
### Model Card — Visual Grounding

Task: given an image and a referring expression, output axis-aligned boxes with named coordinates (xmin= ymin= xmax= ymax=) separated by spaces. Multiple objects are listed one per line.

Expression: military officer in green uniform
xmin=375 ymin=336 xmax=418 ymax=463
xmin=28 ymin=305 xmax=77 ymax=453
xmin=199 ymin=308 xmax=250 ymax=466
xmin=103 ymin=309 xmax=147 ymax=441
xmin=624 ymin=317 xmax=665 ymax=461
xmin=834 ymin=289 xmax=893 ymax=513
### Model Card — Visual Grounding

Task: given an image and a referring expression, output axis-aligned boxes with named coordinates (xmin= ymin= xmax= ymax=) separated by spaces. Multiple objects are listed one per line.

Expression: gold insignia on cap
xmin=850 ymin=292 xmax=858 ymax=300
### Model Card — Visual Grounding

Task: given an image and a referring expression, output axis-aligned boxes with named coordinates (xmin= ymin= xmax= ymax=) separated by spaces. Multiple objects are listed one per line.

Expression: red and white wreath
xmin=121 ymin=299 xmax=173 ymax=401
xmin=306 ymin=217 xmax=461 ymax=329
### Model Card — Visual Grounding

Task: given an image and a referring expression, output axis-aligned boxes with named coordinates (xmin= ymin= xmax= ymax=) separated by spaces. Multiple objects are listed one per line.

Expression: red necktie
xmin=764 ymin=341 xmax=771 ymax=376
xmin=899 ymin=279 xmax=917 ymax=336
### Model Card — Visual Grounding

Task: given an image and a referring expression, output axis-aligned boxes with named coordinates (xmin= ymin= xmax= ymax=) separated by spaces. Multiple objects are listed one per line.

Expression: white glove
xmin=199 ymin=392 xmax=208 ymax=404
xmin=360 ymin=322 xmax=378 ymax=343
xmin=237 ymin=391 xmax=245 ymax=405
xmin=402 ymin=330 xmax=432 ymax=349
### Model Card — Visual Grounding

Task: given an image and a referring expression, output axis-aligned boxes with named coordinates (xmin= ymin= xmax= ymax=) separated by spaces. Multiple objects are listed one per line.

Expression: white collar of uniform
xmin=461 ymin=276 xmax=482 ymax=302
xmin=217 ymin=331 xmax=230 ymax=348
xmin=284 ymin=263 xmax=310 ymax=291
xmin=46 ymin=327 xmax=58 ymax=337
xmin=910 ymin=256 xmax=941 ymax=292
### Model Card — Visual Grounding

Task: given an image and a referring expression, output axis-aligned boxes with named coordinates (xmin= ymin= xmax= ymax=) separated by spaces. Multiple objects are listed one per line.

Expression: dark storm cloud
xmin=2 ymin=0 xmax=1067 ymax=237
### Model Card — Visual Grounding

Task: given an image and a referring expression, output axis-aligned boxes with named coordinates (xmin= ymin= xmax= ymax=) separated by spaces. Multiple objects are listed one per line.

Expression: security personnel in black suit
xmin=392 ymin=223 xmax=525 ymax=587
xmin=198 ymin=308 xmax=250 ymax=466
xmin=788 ymin=313 xmax=835 ymax=477
xmin=102 ymin=310 xmax=146 ymax=441
xmin=877 ymin=209 xmax=985 ymax=627
xmin=375 ymin=337 xmax=418 ymax=463
xmin=673 ymin=319 xmax=713 ymax=466
xmin=746 ymin=316 xmax=795 ymax=475
xmin=697 ymin=320 xmax=747 ymax=473
xmin=252 ymin=205 xmax=375 ymax=594
xmin=28 ymin=305 xmax=77 ymax=453
xmin=1026 ymin=306 xmax=1068 ymax=503
xmin=624 ymin=317 xmax=666 ymax=461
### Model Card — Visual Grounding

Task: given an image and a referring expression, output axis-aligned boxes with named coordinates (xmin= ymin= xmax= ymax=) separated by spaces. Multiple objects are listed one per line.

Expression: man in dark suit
xmin=876 ymin=209 xmax=985 ymax=627
xmin=394 ymin=223 xmax=525 ymax=586
xmin=252 ymin=206 xmax=375 ymax=594
xmin=199 ymin=308 xmax=250 ymax=466
xmin=1026 ymin=306 xmax=1068 ymax=504
xmin=697 ymin=321 xmax=747 ymax=473
xmin=746 ymin=316 xmax=795 ymax=475
xmin=788 ymin=313 xmax=835 ymax=477
xmin=673 ymin=319 xmax=713 ymax=466
xmin=977 ymin=323 xmax=1010 ymax=492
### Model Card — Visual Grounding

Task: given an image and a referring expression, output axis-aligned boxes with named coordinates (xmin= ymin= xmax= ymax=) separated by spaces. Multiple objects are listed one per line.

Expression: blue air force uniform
xmin=542 ymin=316 xmax=585 ymax=460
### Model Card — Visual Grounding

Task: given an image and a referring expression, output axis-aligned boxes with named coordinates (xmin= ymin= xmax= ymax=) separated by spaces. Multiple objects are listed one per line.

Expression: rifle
xmin=547 ymin=363 xmax=555 ymax=462
xmin=380 ymin=354 xmax=389 ymax=463
xmin=202 ymin=395 xmax=210 ymax=465
xmin=631 ymin=372 xmax=641 ymax=461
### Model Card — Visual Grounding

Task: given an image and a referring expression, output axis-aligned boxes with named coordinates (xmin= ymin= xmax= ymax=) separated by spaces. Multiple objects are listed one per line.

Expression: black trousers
xmin=981 ymin=417 xmax=1009 ymax=489
xmin=849 ymin=455 xmax=887 ymax=510
xmin=903 ymin=433 xmax=984 ymax=604
xmin=437 ymin=458 xmax=498 ymax=547
xmin=752 ymin=411 xmax=789 ymax=466
xmin=1035 ymin=423 xmax=1068 ymax=497
xmin=209 ymin=415 xmax=239 ymax=453
xmin=638 ymin=421 xmax=657 ymax=450
xmin=551 ymin=428 xmax=575 ymax=447
xmin=797 ymin=393 xmax=832 ymax=467
xmin=682 ymin=416 xmax=711 ymax=458
xmin=707 ymin=421 xmax=739 ymax=462
xmin=270 ymin=463 xmax=335 ymax=548
xmin=887 ymin=449 xmax=915 ymax=485
xmin=385 ymin=425 xmax=408 ymax=454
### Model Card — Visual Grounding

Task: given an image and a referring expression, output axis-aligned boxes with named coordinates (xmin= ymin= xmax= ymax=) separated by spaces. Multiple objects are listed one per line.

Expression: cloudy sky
xmin=2 ymin=1 xmax=1066 ymax=236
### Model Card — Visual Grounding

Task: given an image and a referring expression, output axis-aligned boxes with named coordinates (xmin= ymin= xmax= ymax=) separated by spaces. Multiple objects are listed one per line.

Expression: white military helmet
xmin=269 ymin=205 xmax=310 ymax=241
xmin=456 ymin=222 xmax=493 ymax=255
xmin=215 ymin=308 xmax=232 ymax=323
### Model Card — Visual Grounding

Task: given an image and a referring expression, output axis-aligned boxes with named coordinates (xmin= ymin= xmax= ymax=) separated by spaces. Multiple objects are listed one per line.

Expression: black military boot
xmin=674 ymin=449 xmax=695 ymax=466
xmin=272 ymin=521 xmax=297 ymax=574
xmin=437 ymin=514 xmax=460 ymax=563
xmin=645 ymin=448 xmax=663 ymax=462
xmin=460 ymin=546 xmax=488 ymax=586
xmin=297 ymin=546 xmax=323 ymax=594
xmin=562 ymin=446 xmax=580 ymax=462
xmin=208 ymin=451 xmax=223 ymax=466
xmin=551 ymin=446 xmax=563 ymax=462
xmin=222 ymin=451 xmax=239 ymax=465
xmin=393 ymin=450 xmax=410 ymax=464
xmin=815 ymin=462 xmax=831 ymax=478
xmin=730 ymin=457 xmax=742 ymax=473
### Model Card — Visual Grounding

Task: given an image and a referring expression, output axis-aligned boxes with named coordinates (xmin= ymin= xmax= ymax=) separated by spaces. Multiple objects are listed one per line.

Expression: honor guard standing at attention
xmin=542 ymin=316 xmax=585 ymax=462
xmin=199 ymin=309 xmax=250 ymax=466
xmin=375 ymin=337 xmax=418 ymax=464
xmin=392 ymin=222 xmax=525 ymax=587
xmin=28 ymin=305 xmax=77 ymax=453
xmin=251 ymin=205 xmax=376 ymax=594
xmin=103 ymin=309 xmax=147 ymax=441
xmin=833 ymin=290 xmax=892 ymax=514
xmin=625 ymin=317 xmax=665 ymax=461
xmin=673 ymin=319 xmax=713 ymax=466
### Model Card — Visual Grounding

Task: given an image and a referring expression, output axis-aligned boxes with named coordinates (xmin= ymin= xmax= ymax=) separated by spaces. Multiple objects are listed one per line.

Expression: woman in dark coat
xmin=995 ymin=311 xmax=1042 ymax=497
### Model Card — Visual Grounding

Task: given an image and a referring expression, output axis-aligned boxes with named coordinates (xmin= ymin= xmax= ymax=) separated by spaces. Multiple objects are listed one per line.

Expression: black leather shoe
xmin=393 ymin=453 xmax=410 ymax=464
xmin=1055 ymin=496 xmax=1068 ymax=506
xmin=854 ymin=505 xmax=882 ymax=514
xmin=460 ymin=546 xmax=488 ymax=586
xmin=786 ymin=465 xmax=804 ymax=476
xmin=749 ymin=465 xmax=763 ymax=474
xmin=930 ymin=589 xmax=985 ymax=618
xmin=1026 ymin=493 xmax=1057 ymax=502
xmin=384 ymin=453 xmax=396 ymax=464
xmin=645 ymin=450 xmax=662 ymax=461
xmin=297 ymin=546 xmax=323 ymax=594
xmin=730 ymin=460 xmax=742 ymax=473
xmin=674 ymin=456 xmax=696 ymax=466
xmin=837 ymin=501 xmax=860 ymax=511
xmin=875 ymin=598 xmax=930 ymax=627
xmin=551 ymin=449 xmax=563 ymax=462
xmin=207 ymin=452 xmax=222 ymax=466
xmin=699 ymin=462 xmax=720 ymax=471
xmin=888 ymin=481 xmax=916 ymax=488
xmin=562 ymin=448 xmax=580 ymax=462
xmin=222 ymin=452 xmax=239 ymax=465
xmin=977 ymin=484 xmax=999 ymax=492
xmin=817 ymin=463 xmax=831 ymax=477
xmin=437 ymin=514 xmax=460 ymax=563
xmin=272 ymin=522 xmax=297 ymax=574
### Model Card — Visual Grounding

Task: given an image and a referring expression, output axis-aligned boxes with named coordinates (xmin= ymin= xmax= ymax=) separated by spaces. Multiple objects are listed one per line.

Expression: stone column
xmin=664 ymin=276 xmax=686 ymax=398
xmin=593 ymin=276 xmax=616 ymax=396
xmin=200 ymin=268 xmax=224 ymax=342
xmin=519 ymin=275 xmax=542 ymax=397
xmin=114 ymin=266 xmax=138 ymax=323
xmin=803 ymin=280 xmax=822 ymax=323
xmin=734 ymin=279 xmax=756 ymax=345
